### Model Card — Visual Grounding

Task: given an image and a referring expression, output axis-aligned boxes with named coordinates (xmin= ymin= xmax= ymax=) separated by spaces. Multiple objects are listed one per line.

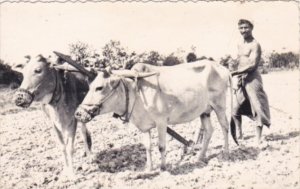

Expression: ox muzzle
xmin=75 ymin=104 xmax=101 ymax=123
xmin=13 ymin=88 xmax=35 ymax=108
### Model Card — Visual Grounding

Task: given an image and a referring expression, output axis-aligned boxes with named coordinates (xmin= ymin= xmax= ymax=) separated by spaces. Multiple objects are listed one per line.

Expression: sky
xmin=0 ymin=1 xmax=299 ymax=64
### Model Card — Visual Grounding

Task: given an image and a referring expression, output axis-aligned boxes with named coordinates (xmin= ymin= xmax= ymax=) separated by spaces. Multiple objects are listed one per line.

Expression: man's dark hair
xmin=238 ymin=19 xmax=254 ymax=29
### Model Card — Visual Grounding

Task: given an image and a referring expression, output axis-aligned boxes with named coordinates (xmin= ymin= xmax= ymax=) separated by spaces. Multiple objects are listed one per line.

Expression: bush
xmin=186 ymin=52 xmax=197 ymax=63
xmin=0 ymin=59 xmax=23 ymax=87
xmin=269 ymin=51 xmax=299 ymax=69
xmin=163 ymin=54 xmax=182 ymax=66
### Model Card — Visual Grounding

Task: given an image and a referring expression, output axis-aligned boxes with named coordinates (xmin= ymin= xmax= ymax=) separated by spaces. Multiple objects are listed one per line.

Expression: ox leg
xmin=215 ymin=109 xmax=229 ymax=157
xmin=142 ymin=130 xmax=153 ymax=171
xmin=193 ymin=124 xmax=205 ymax=151
xmin=232 ymin=94 xmax=243 ymax=139
xmin=63 ymin=122 xmax=76 ymax=178
xmin=232 ymin=101 xmax=243 ymax=140
xmin=53 ymin=122 xmax=76 ymax=178
xmin=197 ymin=126 xmax=205 ymax=144
xmin=78 ymin=121 xmax=92 ymax=157
xmin=54 ymin=125 xmax=72 ymax=176
xmin=53 ymin=125 xmax=68 ymax=170
xmin=198 ymin=114 xmax=213 ymax=163
xmin=157 ymin=124 xmax=167 ymax=171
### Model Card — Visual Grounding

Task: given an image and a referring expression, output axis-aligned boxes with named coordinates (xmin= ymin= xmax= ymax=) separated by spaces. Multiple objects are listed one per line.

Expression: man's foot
xmin=238 ymin=135 xmax=244 ymax=140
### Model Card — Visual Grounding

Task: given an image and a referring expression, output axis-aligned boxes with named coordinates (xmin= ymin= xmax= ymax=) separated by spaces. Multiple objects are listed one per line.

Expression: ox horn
xmin=52 ymin=62 xmax=79 ymax=72
xmin=53 ymin=51 xmax=96 ymax=80
xmin=111 ymin=70 xmax=158 ymax=78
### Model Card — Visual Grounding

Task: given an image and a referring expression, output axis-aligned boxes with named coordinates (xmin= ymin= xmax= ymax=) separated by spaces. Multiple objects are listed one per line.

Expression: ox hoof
xmin=60 ymin=168 xmax=76 ymax=181
xmin=160 ymin=165 xmax=167 ymax=172
xmin=219 ymin=151 xmax=230 ymax=161
xmin=198 ymin=157 xmax=208 ymax=165
xmin=143 ymin=164 xmax=153 ymax=172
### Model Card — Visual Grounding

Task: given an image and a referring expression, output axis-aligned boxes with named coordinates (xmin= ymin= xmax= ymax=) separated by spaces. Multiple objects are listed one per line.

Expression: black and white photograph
xmin=0 ymin=1 xmax=299 ymax=188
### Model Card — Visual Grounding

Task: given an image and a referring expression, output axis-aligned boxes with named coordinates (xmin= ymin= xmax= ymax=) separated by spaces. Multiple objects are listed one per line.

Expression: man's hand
xmin=231 ymin=71 xmax=239 ymax=76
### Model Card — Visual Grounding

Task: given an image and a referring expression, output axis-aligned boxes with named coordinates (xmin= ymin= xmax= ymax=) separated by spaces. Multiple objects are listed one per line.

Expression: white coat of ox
xmin=75 ymin=60 xmax=232 ymax=171
xmin=13 ymin=55 xmax=92 ymax=177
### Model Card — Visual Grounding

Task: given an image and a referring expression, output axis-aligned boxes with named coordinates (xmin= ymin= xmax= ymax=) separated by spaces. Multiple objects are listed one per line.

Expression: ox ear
xmin=12 ymin=63 xmax=25 ymax=73
xmin=24 ymin=55 xmax=31 ymax=63
xmin=48 ymin=54 xmax=65 ymax=67
xmin=11 ymin=55 xmax=31 ymax=72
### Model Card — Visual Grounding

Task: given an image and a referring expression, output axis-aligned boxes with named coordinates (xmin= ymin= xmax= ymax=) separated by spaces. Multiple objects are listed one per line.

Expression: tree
xmin=101 ymin=40 xmax=131 ymax=69
xmin=163 ymin=54 xmax=182 ymax=66
xmin=269 ymin=51 xmax=299 ymax=69
xmin=0 ymin=59 xmax=11 ymax=71
xmin=143 ymin=51 xmax=164 ymax=66
xmin=69 ymin=41 xmax=94 ymax=66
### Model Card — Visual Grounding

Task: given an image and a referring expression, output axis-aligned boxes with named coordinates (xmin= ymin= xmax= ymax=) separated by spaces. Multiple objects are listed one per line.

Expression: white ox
xmin=13 ymin=55 xmax=92 ymax=176
xmin=75 ymin=60 xmax=232 ymax=171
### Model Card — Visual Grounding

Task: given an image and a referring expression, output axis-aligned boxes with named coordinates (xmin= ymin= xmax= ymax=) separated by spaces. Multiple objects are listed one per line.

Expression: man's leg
xmin=232 ymin=115 xmax=243 ymax=139
xmin=232 ymin=90 xmax=243 ymax=140
xmin=256 ymin=125 xmax=263 ymax=144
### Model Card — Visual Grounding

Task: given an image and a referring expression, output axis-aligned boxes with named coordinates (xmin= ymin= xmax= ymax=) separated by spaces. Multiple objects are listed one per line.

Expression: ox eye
xmin=95 ymin=86 xmax=103 ymax=91
xmin=34 ymin=68 xmax=42 ymax=74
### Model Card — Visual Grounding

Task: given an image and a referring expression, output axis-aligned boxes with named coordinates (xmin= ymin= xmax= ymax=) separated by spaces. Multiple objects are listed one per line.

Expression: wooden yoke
xmin=53 ymin=51 xmax=97 ymax=80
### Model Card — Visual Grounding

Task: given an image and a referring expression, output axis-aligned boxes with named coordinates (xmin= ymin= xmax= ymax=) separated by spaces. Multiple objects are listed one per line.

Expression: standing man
xmin=230 ymin=19 xmax=271 ymax=144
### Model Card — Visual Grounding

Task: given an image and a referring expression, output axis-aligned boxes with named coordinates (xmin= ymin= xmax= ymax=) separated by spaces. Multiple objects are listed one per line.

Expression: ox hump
xmin=132 ymin=63 xmax=157 ymax=73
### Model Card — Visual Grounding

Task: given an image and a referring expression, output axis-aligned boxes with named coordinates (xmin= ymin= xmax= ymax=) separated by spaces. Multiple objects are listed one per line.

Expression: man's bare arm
xmin=232 ymin=43 xmax=261 ymax=76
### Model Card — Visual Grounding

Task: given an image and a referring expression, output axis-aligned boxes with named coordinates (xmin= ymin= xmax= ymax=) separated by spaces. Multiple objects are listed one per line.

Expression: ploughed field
xmin=0 ymin=70 xmax=299 ymax=189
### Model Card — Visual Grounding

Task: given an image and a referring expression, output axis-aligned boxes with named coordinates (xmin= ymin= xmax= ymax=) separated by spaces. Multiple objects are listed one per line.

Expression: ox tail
xmin=230 ymin=118 xmax=238 ymax=145
xmin=228 ymin=75 xmax=239 ymax=145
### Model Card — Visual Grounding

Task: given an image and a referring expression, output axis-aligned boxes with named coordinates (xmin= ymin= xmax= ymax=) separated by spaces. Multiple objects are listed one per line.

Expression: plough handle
xmin=167 ymin=127 xmax=194 ymax=147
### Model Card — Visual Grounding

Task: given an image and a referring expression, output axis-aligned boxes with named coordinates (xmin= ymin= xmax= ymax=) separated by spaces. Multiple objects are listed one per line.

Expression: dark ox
xmin=13 ymin=55 xmax=92 ymax=176
xmin=75 ymin=60 xmax=233 ymax=171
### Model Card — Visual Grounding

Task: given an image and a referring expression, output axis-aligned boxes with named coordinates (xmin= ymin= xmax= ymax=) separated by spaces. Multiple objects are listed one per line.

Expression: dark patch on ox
xmin=56 ymin=69 xmax=89 ymax=104
xmin=192 ymin=65 xmax=205 ymax=73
